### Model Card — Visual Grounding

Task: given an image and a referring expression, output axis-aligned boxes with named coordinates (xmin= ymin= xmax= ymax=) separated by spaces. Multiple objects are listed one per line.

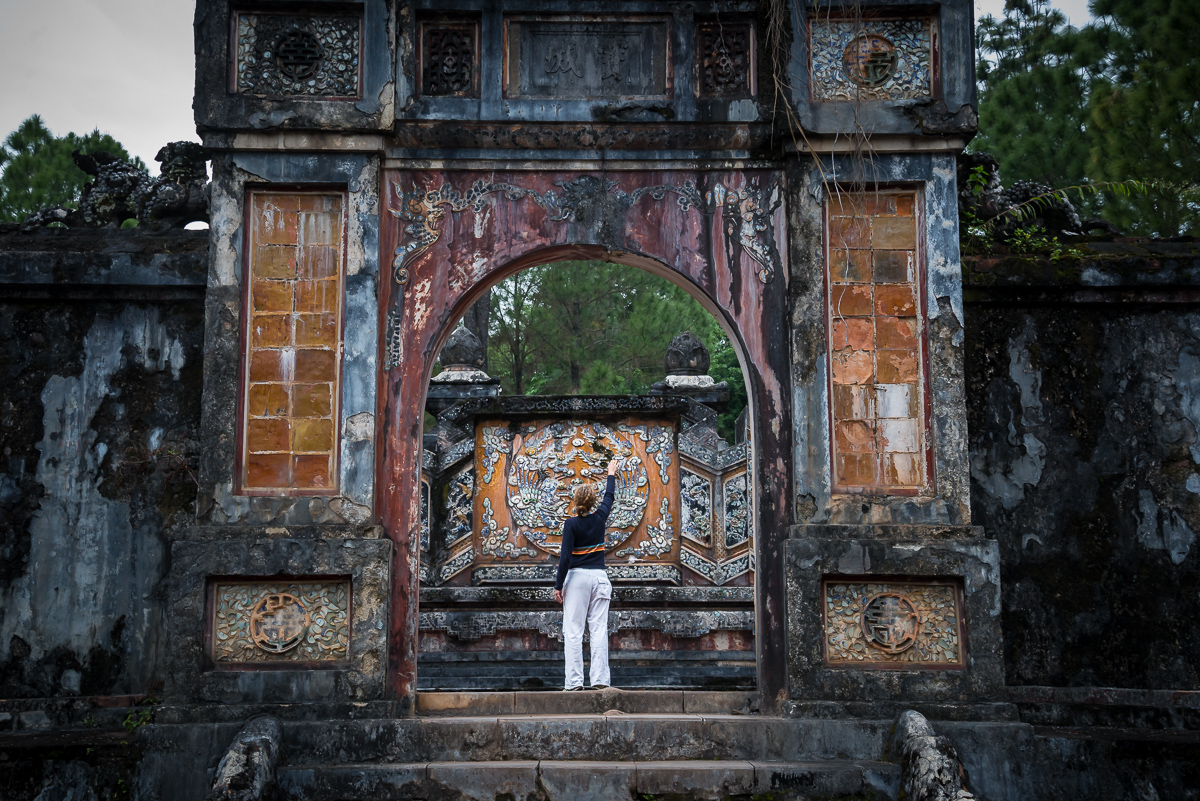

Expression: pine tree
xmin=1080 ymin=0 xmax=1200 ymax=235
xmin=0 ymin=115 xmax=146 ymax=224
xmin=973 ymin=0 xmax=1092 ymax=188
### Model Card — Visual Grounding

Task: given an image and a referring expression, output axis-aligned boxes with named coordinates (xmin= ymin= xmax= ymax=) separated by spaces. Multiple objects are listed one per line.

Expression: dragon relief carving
xmin=387 ymin=175 xmax=780 ymax=292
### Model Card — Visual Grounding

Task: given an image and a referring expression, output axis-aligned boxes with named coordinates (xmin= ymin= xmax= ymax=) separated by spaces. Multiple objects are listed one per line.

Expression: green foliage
xmin=972 ymin=0 xmax=1200 ymax=235
xmin=974 ymin=0 xmax=1092 ymax=188
xmin=487 ymin=261 xmax=747 ymax=439
xmin=0 ymin=114 xmax=147 ymax=224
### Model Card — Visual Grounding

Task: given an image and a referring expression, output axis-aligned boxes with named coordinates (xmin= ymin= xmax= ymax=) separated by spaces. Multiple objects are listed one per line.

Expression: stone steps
xmin=275 ymin=759 xmax=901 ymax=801
xmin=278 ymin=713 xmax=892 ymax=766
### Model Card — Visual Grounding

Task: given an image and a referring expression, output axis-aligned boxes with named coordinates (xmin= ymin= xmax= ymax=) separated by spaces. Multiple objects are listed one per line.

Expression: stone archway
xmin=377 ymin=168 xmax=793 ymax=711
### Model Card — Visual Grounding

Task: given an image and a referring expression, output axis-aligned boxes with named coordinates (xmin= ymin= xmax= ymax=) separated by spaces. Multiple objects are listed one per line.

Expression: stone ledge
xmin=788 ymin=523 xmax=987 ymax=541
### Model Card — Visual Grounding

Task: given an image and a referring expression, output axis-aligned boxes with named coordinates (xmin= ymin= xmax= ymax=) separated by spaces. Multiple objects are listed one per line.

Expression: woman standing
xmin=554 ymin=458 xmax=618 ymax=691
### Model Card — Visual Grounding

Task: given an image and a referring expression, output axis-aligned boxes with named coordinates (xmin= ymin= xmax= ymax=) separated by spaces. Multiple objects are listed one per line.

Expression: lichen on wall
xmin=0 ymin=295 xmax=203 ymax=697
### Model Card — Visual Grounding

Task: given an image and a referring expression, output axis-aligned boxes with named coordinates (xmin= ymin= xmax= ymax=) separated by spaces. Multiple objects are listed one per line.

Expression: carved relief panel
xmin=809 ymin=18 xmax=935 ymax=102
xmin=469 ymin=417 xmax=678 ymax=582
xmin=504 ymin=18 xmax=671 ymax=99
xmin=420 ymin=20 xmax=479 ymax=97
xmin=695 ymin=19 xmax=755 ymax=98
xmin=233 ymin=12 xmax=362 ymax=98
xmin=209 ymin=579 xmax=351 ymax=666
xmin=823 ymin=579 xmax=963 ymax=668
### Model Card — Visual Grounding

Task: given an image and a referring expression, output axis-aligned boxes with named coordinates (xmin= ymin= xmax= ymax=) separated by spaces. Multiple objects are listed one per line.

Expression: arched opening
xmin=415 ymin=255 xmax=758 ymax=691
xmin=377 ymin=169 xmax=793 ymax=708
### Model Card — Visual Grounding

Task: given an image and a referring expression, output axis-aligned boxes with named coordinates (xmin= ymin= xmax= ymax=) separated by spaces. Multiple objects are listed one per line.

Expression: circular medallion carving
xmin=249 ymin=593 xmax=310 ymax=653
xmin=275 ymin=30 xmax=323 ymax=81
xmin=842 ymin=34 xmax=898 ymax=87
xmin=505 ymin=422 xmax=649 ymax=554
xmin=860 ymin=592 xmax=919 ymax=654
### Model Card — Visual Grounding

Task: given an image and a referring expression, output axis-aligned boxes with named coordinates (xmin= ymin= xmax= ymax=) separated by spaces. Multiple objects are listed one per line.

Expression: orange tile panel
xmin=836 ymin=453 xmax=877 ymax=486
xmin=882 ymin=452 xmax=922 ymax=486
xmin=254 ymin=245 xmax=297 ymax=280
xmin=872 ymin=250 xmax=913 ymax=284
xmin=252 ymin=279 xmax=294 ymax=312
xmin=248 ymin=349 xmax=291 ymax=382
xmin=291 ymin=418 xmax=334 ymax=453
xmin=295 ymin=313 xmax=338 ymax=347
xmin=830 ymin=248 xmax=871 ymax=283
xmin=833 ymin=384 xmax=875 ymax=420
xmin=246 ymin=453 xmax=291 ymax=488
xmin=876 ymin=349 xmax=919 ymax=383
xmin=256 ymin=210 xmax=299 ymax=246
xmin=247 ymin=383 xmax=290 ymax=418
xmin=250 ymin=315 xmax=292 ymax=348
xmin=874 ymin=285 xmax=917 ymax=317
xmin=835 ymin=420 xmax=877 ymax=453
xmin=830 ymin=284 xmax=874 ymax=317
xmin=828 ymin=194 xmax=896 ymax=217
xmin=893 ymin=194 xmax=915 ymax=216
xmin=294 ymin=349 xmax=338 ymax=382
xmin=871 ymin=216 xmax=917 ymax=250
xmin=247 ymin=419 xmax=290 ymax=453
xmin=292 ymin=454 xmax=333 ymax=489
xmin=295 ymin=279 xmax=339 ymax=314
xmin=299 ymin=246 xmax=339 ymax=279
xmin=831 ymin=349 xmax=875 ymax=385
xmin=832 ymin=318 xmax=875 ymax=351
xmin=829 ymin=216 xmax=871 ymax=249
xmin=876 ymin=316 xmax=918 ymax=349
xmin=292 ymin=383 xmax=333 ymax=418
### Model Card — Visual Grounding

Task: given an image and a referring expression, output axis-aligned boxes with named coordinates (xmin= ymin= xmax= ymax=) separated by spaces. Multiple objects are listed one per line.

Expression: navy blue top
xmin=555 ymin=475 xmax=616 ymax=590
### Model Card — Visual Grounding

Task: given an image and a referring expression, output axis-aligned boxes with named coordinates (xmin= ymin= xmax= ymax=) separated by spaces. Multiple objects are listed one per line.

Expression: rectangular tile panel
xmin=242 ymin=192 xmax=345 ymax=493
xmin=826 ymin=191 xmax=928 ymax=493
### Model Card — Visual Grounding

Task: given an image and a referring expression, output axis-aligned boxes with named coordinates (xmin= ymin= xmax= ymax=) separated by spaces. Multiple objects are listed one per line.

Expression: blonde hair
xmin=567 ymin=482 xmax=598 ymax=517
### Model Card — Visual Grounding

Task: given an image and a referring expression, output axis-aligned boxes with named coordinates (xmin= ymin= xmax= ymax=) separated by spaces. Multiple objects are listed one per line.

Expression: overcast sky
xmin=0 ymin=0 xmax=1094 ymax=175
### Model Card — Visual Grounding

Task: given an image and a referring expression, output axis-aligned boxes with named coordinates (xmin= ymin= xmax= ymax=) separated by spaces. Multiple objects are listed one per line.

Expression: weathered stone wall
xmin=964 ymin=242 xmax=1200 ymax=693
xmin=0 ymin=229 xmax=207 ymax=701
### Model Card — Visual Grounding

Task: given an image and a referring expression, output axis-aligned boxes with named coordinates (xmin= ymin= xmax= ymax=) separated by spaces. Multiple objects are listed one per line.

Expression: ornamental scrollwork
xmin=387 ymin=175 xmax=779 ymax=290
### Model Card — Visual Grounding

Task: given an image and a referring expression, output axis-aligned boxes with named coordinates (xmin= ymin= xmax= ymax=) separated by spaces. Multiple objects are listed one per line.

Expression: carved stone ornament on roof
xmin=387 ymin=176 xmax=780 ymax=289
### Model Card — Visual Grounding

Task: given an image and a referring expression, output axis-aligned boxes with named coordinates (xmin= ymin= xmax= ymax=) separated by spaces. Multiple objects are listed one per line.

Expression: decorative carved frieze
xmin=419 ymin=609 xmax=753 ymax=642
xmin=696 ymin=20 xmax=754 ymax=98
xmin=823 ymin=580 xmax=963 ymax=667
xmin=723 ymin=470 xmax=751 ymax=548
xmin=809 ymin=19 xmax=934 ymax=102
xmin=233 ymin=13 xmax=361 ymax=98
xmin=421 ymin=22 xmax=478 ymax=97
xmin=387 ymin=176 xmax=781 ymax=293
xmin=680 ymin=469 xmax=713 ymax=546
xmin=505 ymin=19 xmax=670 ymax=99
xmin=210 ymin=580 xmax=350 ymax=664
xmin=471 ymin=563 xmax=682 ymax=585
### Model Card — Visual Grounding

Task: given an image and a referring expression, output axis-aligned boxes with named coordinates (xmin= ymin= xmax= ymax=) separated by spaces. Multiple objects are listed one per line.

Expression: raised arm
xmin=595 ymin=461 xmax=618 ymax=527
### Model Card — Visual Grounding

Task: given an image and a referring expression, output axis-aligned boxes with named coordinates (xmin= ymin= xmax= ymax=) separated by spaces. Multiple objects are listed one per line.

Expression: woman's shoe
xmin=564 ymin=686 xmax=584 ymax=691
xmin=590 ymin=684 xmax=610 ymax=690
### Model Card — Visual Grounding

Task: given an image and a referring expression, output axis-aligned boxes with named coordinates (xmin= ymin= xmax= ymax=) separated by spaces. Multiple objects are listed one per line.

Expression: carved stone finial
xmin=440 ymin=325 xmax=485 ymax=371
xmin=665 ymin=331 xmax=710 ymax=376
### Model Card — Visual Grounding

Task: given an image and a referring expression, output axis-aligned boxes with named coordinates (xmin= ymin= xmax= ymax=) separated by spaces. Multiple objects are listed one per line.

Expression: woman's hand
xmin=554 ymin=589 xmax=564 ymax=604
xmin=607 ymin=459 xmax=618 ymax=476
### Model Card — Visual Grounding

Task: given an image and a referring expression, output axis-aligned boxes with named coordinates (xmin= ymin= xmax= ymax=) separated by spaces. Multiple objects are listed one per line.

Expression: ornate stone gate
xmin=377 ymin=169 xmax=794 ymax=698
xmin=180 ymin=0 xmax=997 ymax=720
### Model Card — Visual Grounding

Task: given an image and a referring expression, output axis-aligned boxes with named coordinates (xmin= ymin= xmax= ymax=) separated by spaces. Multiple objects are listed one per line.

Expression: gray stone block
xmin=425 ymin=761 xmax=541 ymax=800
xmin=539 ymin=760 xmax=637 ymax=800
xmin=635 ymin=760 xmax=757 ymax=798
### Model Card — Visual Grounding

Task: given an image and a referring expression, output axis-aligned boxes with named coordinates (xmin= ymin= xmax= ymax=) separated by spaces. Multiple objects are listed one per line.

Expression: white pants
xmin=562 ymin=568 xmax=612 ymax=689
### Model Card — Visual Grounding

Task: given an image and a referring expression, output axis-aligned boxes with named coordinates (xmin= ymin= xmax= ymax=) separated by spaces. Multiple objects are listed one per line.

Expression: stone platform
xmin=135 ymin=691 xmax=1044 ymax=801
